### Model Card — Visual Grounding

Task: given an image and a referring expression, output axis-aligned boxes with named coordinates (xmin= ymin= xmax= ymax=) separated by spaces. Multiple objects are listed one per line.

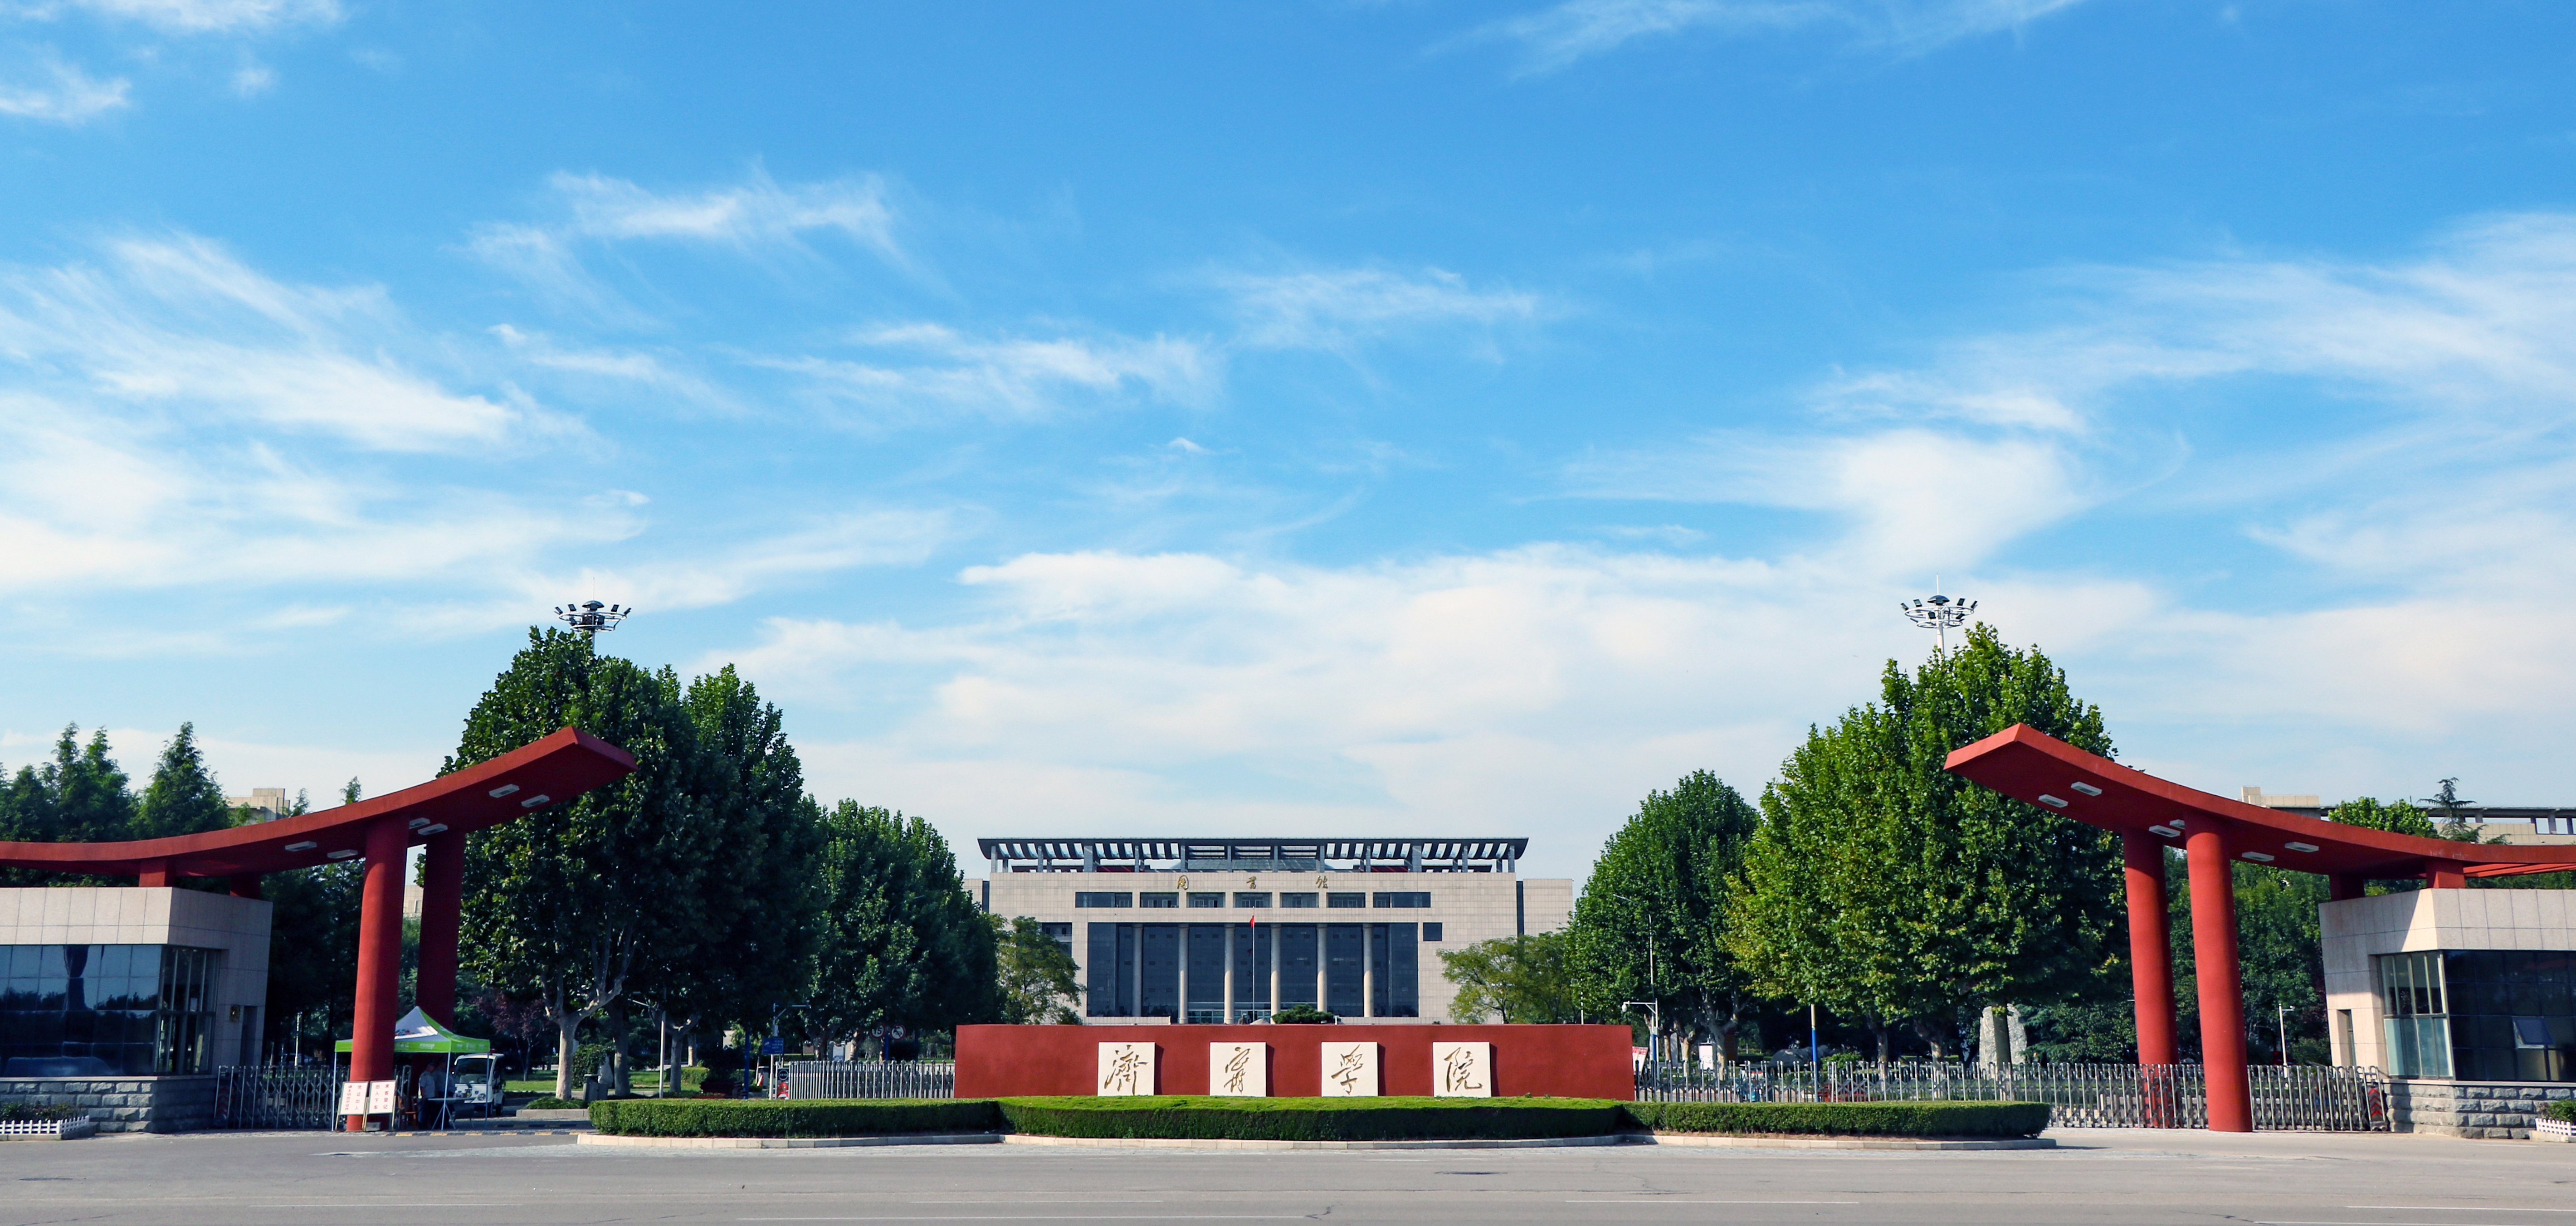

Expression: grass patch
xmin=997 ymin=1096 xmax=1625 ymax=1142
xmin=1621 ymin=1100 xmax=2050 ymax=1138
xmin=590 ymin=1098 xmax=1003 ymax=1138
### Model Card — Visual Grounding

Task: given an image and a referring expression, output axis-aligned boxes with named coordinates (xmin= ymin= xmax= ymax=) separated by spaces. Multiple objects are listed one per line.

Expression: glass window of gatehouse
xmin=2441 ymin=950 xmax=2575 ymax=1082
xmin=0 ymin=944 xmax=220 ymax=1078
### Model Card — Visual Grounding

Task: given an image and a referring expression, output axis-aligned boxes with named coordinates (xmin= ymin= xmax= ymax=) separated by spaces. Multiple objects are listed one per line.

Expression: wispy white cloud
xmin=761 ymin=321 xmax=1221 ymax=424
xmin=228 ymin=60 xmax=271 ymax=95
xmin=1473 ymin=0 xmax=2092 ymax=75
xmin=0 ymin=234 xmax=537 ymax=452
xmin=0 ymin=49 xmax=127 ymax=122
xmin=21 ymin=0 xmax=342 ymax=34
xmin=1216 ymin=265 xmax=1542 ymax=353
xmin=466 ymin=169 xmax=908 ymax=314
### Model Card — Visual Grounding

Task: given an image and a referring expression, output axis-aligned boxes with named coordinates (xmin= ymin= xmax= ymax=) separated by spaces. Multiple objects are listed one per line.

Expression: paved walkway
xmin=0 ymin=1127 xmax=2566 ymax=1226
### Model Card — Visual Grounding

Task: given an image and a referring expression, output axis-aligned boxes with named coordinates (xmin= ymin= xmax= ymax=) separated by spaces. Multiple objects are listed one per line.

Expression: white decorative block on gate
xmin=1320 ymin=1041 xmax=1380 ymax=1097
xmin=1433 ymin=1041 xmax=1493 ymax=1098
xmin=1096 ymin=1042 xmax=1157 ymax=1095
xmin=1210 ymin=1042 xmax=1268 ymax=1097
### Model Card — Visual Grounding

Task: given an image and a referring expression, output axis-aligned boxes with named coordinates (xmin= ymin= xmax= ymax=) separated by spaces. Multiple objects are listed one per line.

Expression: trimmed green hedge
xmin=2543 ymin=1100 xmax=2576 ymax=1124
xmin=996 ymin=1096 xmax=1624 ymax=1141
xmin=1621 ymin=1100 xmax=2050 ymax=1138
xmin=583 ymin=1095 xmax=2048 ymax=1141
xmin=590 ymin=1098 xmax=1004 ymax=1138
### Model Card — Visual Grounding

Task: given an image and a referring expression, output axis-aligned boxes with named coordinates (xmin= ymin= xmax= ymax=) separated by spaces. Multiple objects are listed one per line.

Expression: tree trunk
xmin=605 ymin=998 xmax=631 ymax=1095
xmin=1911 ymin=1014 xmax=1951 ymax=1061
xmin=550 ymin=989 xmax=581 ymax=1101
xmin=1868 ymin=1017 xmax=1893 ymax=1063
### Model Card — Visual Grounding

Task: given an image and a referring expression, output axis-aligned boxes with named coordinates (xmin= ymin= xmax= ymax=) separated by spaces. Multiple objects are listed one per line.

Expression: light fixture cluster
xmin=554 ymin=600 xmax=633 ymax=635
xmin=2041 ymin=778 xmax=2324 ymax=866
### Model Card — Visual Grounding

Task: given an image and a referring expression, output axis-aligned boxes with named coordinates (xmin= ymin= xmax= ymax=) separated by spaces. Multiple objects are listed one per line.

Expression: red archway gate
xmin=0 ymin=726 xmax=635 ymax=1129
xmin=1945 ymin=724 xmax=2576 ymax=1132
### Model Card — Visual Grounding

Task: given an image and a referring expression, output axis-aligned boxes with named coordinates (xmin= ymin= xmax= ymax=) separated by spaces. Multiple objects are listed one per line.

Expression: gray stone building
xmin=969 ymin=837 xmax=1574 ymax=1025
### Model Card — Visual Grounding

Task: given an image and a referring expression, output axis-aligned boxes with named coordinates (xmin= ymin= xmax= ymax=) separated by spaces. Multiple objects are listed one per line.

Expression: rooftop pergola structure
xmin=1945 ymin=724 xmax=2576 ymax=1132
xmin=0 ymin=726 xmax=634 ymax=1130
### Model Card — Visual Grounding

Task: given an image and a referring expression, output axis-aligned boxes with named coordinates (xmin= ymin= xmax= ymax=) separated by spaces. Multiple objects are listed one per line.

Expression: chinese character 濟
xmin=1102 ymin=1046 xmax=1147 ymax=1095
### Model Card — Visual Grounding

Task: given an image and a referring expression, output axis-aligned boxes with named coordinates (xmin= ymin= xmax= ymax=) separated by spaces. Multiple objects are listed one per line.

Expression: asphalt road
xmin=3 ymin=1129 xmax=2570 ymax=1226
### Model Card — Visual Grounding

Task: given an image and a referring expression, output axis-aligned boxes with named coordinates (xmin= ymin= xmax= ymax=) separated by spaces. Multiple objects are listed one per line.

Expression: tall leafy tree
xmin=808 ymin=803 xmax=996 ymax=1048
xmin=990 ymin=916 xmax=1084 ymax=1024
xmin=632 ymin=667 xmax=827 ymax=1081
xmin=134 ymin=723 xmax=233 ymax=841
xmin=454 ymin=629 xmax=715 ymax=1098
xmin=1439 ymin=931 xmax=1582 ymax=1024
xmin=1726 ymin=625 xmax=2121 ymax=1059
xmin=1566 ymin=771 xmax=1761 ymax=1054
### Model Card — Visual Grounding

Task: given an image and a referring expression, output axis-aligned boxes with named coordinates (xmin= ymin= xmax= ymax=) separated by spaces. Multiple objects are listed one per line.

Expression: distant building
xmin=224 ymin=788 xmax=290 ymax=822
xmin=2242 ymin=787 xmax=2576 ymax=845
xmin=969 ymin=837 xmax=1574 ymax=1025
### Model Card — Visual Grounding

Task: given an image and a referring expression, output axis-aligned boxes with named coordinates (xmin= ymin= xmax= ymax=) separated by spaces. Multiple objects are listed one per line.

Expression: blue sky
xmin=3 ymin=0 xmax=2572 ymax=877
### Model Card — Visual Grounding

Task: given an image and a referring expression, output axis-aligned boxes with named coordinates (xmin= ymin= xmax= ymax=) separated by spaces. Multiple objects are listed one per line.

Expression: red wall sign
xmin=955 ymin=1023 xmax=1634 ymax=1100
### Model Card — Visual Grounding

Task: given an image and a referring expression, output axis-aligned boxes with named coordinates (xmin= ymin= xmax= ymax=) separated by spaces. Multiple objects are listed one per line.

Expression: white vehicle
xmin=454 ymin=1053 xmax=503 ymax=1114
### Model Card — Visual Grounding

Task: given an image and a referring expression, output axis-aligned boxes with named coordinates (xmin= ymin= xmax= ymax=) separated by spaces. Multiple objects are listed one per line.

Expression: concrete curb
xmin=1000 ymin=1133 xmax=1632 ymax=1151
xmin=579 ymin=1133 xmax=1003 ymax=1149
xmin=1643 ymin=1134 xmax=2055 ymax=1151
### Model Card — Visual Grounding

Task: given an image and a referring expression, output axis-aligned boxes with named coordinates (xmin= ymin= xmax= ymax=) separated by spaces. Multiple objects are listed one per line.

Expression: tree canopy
xmin=1439 ymin=931 xmax=1581 ymax=1024
xmin=1565 ymin=770 xmax=1761 ymax=1051
xmin=1723 ymin=625 xmax=2122 ymax=1058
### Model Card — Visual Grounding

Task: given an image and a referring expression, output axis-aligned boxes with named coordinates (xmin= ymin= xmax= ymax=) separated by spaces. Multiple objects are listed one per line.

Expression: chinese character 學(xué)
xmin=1330 ymin=1046 xmax=1367 ymax=1091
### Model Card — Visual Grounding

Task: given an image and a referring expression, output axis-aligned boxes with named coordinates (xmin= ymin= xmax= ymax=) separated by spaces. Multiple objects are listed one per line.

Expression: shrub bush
xmin=1269 ymin=1006 xmax=1336 ymax=1025
xmin=524 ymin=1096 xmax=584 ymax=1110
xmin=1620 ymin=1100 xmax=2051 ymax=1138
xmin=0 ymin=1103 xmax=81 ymax=1122
xmin=2544 ymin=1100 xmax=2576 ymax=1124
xmin=997 ymin=1096 xmax=1623 ymax=1141
xmin=589 ymin=1098 xmax=1004 ymax=1138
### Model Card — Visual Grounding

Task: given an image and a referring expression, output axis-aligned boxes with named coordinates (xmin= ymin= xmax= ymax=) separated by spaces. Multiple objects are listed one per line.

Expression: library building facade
xmin=972 ymin=838 xmax=1573 ymax=1025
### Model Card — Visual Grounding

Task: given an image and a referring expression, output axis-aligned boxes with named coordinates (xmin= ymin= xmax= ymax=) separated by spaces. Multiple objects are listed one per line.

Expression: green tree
xmin=454 ymin=629 xmax=716 ymax=1099
xmin=1439 ymin=931 xmax=1581 ymax=1023
xmin=1725 ymin=625 xmax=2121 ymax=1060
xmin=990 ymin=916 xmax=1084 ymax=1024
xmin=808 ymin=803 xmax=996 ymax=1049
xmin=134 ymin=723 xmax=233 ymax=841
xmin=0 ymin=725 xmax=139 ymax=886
xmin=1566 ymin=771 xmax=1761 ymax=1054
xmin=635 ymin=667 xmax=827 ymax=1082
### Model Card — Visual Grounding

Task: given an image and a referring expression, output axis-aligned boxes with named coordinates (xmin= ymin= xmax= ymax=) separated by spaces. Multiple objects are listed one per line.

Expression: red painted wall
xmin=955 ymin=1024 xmax=1633 ymax=1100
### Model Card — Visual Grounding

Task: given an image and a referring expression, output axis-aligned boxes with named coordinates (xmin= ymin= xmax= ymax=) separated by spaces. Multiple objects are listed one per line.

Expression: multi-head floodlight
xmin=1900 ymin=590 xmax=1976 ymax=653
xmin=554 ymin=600 xmax=632 ymax=635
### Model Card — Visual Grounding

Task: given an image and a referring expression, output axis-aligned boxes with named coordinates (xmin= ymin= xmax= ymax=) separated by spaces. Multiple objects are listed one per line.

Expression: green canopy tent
xmin=335 ymin=1007 xmax=492 ymax=1125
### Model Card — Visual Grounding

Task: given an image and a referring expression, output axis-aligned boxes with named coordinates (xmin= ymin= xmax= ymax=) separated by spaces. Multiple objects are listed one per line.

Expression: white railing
xmin=1632 ymin=1061 xmax=2387 ymax=1131
xmin=781 ymin=1060 xmax=957 ymax=1100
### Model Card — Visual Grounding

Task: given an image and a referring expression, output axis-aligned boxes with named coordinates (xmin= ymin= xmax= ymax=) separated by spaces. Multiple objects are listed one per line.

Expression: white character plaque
xmin=1097 ymin=1042 xmax=1158 ymax=1096
xmin=1319 ymin=1041 xmax=1380 ymax=1097
xmin=1210 ymin=1042 xmax=1268 ymax=1096
xmin=1433 ymin=1042 xmax=1493 ymax=1098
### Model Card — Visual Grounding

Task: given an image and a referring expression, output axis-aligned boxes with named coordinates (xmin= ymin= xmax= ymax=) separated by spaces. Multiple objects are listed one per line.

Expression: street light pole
xmin=554 ymin=600 xmax=633 ymax=636
xmin=1900 ymin=581 xmax=1977 ymax=654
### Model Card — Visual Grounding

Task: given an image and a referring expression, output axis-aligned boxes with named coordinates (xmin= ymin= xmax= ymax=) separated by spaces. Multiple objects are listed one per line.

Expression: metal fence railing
xmin=781 ymin=1060 xmax=957 ymax=1100
xmin=212 ymin=1065 xmax=347 ymax=1130
xmin=1631 ymin=1061 xmax=2387 ymax=1132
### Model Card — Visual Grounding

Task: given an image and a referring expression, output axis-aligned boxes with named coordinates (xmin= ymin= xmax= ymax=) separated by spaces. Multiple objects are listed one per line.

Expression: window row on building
xmin=1074 ymin=891 xmax=1434 ymax=910
xmin=0 ymin=943 xmax=223 ymax=1078
xmin=1083 ymin=921 xmax=1439 ymax=1022
xmin=2374 ymin=949 xmax=2576 ymax=1082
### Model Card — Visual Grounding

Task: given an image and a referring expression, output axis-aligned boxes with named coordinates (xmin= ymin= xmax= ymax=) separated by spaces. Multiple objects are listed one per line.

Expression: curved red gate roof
xmin=1944 ymin=724 xmax=2576 ymax=880
xmin=0 ymin=726 xmax=635 ymax=880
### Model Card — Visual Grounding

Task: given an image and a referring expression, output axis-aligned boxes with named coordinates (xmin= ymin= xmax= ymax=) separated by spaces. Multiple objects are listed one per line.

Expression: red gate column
xmin=2122 ymin=831 xmax=2177 ymax=1068
xmin=415 ymin=829 xmax=466 ymax=1025
xmin=346 ymin=816 xmax=410 ymax=1131
xmin=2186 ymin=822 xmax=2252 ymax=1133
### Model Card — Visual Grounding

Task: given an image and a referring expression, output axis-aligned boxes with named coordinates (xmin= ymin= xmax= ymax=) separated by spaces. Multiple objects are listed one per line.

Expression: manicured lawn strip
xmin=1621 ymin=1100 xmax=2051 ymax=1138
xmin=590 ymin=1098 xmax=1003 ymax=1138
xmin=996 ymin=1096 xmax=1625 ymax=1141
